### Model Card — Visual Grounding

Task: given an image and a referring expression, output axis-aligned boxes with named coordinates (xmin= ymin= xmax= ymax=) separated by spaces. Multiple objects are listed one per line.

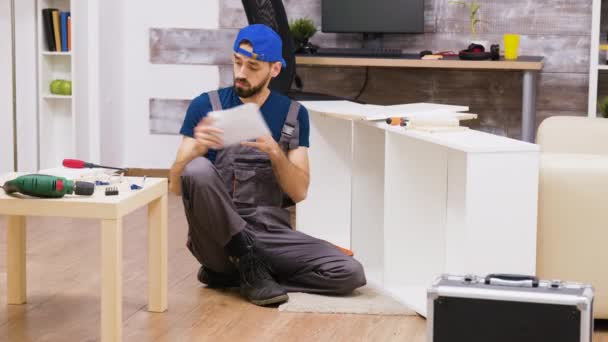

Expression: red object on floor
xmin=334 ymin=244 xmax=354 ymax=257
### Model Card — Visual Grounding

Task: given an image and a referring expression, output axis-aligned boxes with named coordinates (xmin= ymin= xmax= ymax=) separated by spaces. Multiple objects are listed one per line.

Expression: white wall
xmin=109 ymin=0 xmax=220 ymax=168
xmin=14 ymin=0 xmax=38 ymax=172
xmin=99 ymin=0 xmax=125 ymax=168
xmin=0 ymin=0 xmax=14 ymax=173
xmin=0 ymin=0 xmax=15 ymax=173
xmin=4 ymin=0 xmax=220 ymax=172
xmin=74 ymin=0 xmax=101 ymax=164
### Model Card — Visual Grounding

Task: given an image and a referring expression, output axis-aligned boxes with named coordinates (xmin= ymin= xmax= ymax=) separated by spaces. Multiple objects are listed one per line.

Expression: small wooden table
xmin=0 ymin=172 xmax=168 ymax=342
xmin=296 ymin=54 xmax=544 ymax=142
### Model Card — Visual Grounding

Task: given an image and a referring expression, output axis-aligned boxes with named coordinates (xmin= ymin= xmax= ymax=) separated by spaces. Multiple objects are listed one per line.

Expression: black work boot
xmin=197 ymin=265 xmax=240 ymax=288
xmin=236 ymin=248 xmax=288 ymax=306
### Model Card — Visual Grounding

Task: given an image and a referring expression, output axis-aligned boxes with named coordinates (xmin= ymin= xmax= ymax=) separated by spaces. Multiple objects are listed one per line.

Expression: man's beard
xmin=233 ymin=74 xmax=270 ymax=98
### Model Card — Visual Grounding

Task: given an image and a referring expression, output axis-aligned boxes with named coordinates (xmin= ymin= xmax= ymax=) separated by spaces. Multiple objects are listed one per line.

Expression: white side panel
xmin=73 ymin=0 xmax=100 ymax=163
xmin=0 ymin=0 xmax=15 ymax=173
xmin=87 ymin=0 xmax=101 ymax=163
xmin=383 ymin=132 xmax=448 ymax=307
xmin=99 ymin=0 xmax=125 ymax=167
xmin=296 ymin=111 xmax=352 ymax=248
xmin=14 ymin=0 xmax=38 ymax=172
xmin=588 ymin=0 xmax=601 ymax=117
xmin=463 ymin=152 xmax=539 ymax=275
xmin=445 ymin=150 xmax=539 ymax=276
xmin=351 ymin=121 xmax=385 ymax=286
xmin=444 ymin=150 xmax=468 ymax=273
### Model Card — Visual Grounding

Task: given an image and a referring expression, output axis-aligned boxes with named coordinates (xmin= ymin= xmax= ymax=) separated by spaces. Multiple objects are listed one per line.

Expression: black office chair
xmin=240 ymin=0 xmax=356 ymax=102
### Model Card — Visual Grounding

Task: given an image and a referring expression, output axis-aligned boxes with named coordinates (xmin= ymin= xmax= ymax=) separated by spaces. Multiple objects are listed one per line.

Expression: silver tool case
xmin=427 ymin=274 xmax=594 ymax=342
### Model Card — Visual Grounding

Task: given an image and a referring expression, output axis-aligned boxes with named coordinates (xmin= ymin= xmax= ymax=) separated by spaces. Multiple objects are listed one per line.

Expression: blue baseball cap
xmin=233 ymin=24 xmax=286 ymax=68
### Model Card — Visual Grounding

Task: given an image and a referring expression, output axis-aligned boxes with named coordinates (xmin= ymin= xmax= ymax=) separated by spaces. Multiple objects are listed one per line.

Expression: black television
xmin=322 ymin=0 xmax=425 ymax=34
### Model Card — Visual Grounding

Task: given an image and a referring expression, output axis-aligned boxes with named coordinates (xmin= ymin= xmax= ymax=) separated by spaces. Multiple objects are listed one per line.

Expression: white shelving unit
xmin=297 ymin=108 xmax=539 ymax=316
xmin=37 ymin=0 xmax=73 ymax=169
xmin=36 ymin=0 xmax=99 ymax=170
xmin=589 ymin=0 xmax=604 ymax=117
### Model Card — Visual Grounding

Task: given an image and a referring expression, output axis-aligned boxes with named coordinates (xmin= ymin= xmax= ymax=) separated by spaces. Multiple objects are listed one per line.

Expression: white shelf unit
xmin=41 ymin=51 xmax=72 ymax=56
xmin=589 ymin=0 xmax=605 ymax=117
xmin=297 ymin=111 xmax=539 ymax=316
xmin=36 ymin=0 xmax=99 ymax=170
xmin=42 ymin=94 xmax=73 ymax=99
xmin=37 ymin=0 xmax=73 ymax=169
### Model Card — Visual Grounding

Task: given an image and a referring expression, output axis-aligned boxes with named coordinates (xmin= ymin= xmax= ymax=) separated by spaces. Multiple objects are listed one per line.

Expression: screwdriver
xmin=63 ymin=159 xmax=127 ymax=173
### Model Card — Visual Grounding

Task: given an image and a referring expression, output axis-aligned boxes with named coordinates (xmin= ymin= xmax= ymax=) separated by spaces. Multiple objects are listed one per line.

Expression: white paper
xmin=207 ymin=103 xmax=271 ymax=147
xmin=366 ymin=103 xmax=470 ymax=121
xmin=299 ymin=100 xmax=469 ymax=121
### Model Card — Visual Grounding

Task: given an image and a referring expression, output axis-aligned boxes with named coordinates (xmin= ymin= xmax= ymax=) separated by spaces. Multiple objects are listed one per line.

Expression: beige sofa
xmin=536 ymin=116 xmax=608 ymax=318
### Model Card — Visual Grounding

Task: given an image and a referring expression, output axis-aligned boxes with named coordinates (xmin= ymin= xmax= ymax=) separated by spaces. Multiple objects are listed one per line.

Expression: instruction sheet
xmin=208 ymin=102 xmax=271 ymax=147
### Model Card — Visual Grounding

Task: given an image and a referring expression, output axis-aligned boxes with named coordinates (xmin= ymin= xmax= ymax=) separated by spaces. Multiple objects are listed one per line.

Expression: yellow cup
xmin=504 ymin=34 xmax=520 ymax=60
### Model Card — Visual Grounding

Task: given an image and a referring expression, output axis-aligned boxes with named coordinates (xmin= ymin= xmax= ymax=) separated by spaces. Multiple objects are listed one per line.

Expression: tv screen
xmin=322 ymin=0 xmax=425 ymax=34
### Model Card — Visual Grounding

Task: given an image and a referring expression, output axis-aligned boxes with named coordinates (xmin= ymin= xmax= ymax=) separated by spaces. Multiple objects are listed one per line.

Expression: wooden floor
xmin=0 ymin=194 xmax=607 ymax=341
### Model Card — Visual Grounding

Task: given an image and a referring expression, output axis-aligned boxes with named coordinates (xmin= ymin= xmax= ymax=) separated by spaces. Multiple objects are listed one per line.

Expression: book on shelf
xmin=42 ymin=8 xmax=72 ymax=52
xmin=51 ymin=9 xmax=61 ymax=51
xmin=67 ymin=15 xmax=72 ymax=51
xmin=60 ymin=12 xmax=69 ymax=52
xmin=42 ymin=8 xmax=56 ymax=51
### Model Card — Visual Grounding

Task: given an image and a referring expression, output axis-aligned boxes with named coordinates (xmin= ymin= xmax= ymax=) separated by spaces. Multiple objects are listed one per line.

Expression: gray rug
xmin=278 ymin=286 xmax=416 ymax=316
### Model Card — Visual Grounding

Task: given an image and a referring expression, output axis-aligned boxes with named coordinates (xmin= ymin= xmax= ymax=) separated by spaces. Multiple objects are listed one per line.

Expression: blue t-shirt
xmin=180 ymin=87 xmax=310 ymax=163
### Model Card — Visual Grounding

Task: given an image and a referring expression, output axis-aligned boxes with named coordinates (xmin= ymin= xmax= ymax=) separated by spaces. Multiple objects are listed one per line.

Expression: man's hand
xmin=242 ymin=135 xmax=310 ymax=203
xmin=169 ymin=178 xmax=181 ymax=195
xmin=241 ymin=135 xmax=281 ymax=159
xmin=194 ymin=117 xmax=224 ymax=150
xmin=169 ymin=118 xmax=221 ymax=197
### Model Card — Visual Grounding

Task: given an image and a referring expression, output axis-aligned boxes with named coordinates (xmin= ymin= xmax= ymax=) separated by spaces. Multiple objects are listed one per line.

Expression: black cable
xmin=354 ymin=67 xmax=370 ymax=101
xmin=294 ymin=74 xmax=303 ymax=91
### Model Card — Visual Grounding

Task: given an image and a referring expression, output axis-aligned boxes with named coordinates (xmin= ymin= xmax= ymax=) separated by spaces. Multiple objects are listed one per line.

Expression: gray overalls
xmin=180 ymin=90 xmax=366 ymax=294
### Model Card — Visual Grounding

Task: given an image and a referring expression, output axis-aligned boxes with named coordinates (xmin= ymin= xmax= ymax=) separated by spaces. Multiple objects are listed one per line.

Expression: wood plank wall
xmin=150 ymin=0 xmax=604 ymax=138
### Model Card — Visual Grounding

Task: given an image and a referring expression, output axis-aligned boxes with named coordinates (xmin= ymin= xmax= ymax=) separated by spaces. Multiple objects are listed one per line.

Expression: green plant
xmin=449 ymin=0 xmax=481 ymax=38
xmin=289 ymin=18 xmax=317 ymax=43
xmin=598 ymin=96 xmax=608 ymax=118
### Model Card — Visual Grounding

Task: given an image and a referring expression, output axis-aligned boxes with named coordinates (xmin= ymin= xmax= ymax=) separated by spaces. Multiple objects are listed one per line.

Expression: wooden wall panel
xmin=220 ymin=0 xmax=248 ymax=29
xmin=150 ymin=29 xmax=588 ymax=74
xmin=380 ymin=34 xmax=589 ymax=74
xmin=149 ymin=0 xmax=593 ymax=138
xmin=599 ymin=0 xmax=608 ymax=34
xmin=149 ymin=99 xmax=190 ymax=135
xmin=150 ymin=28 xmax=237 ymax=65
xmin=219 ymin=65 xmax=234 ymax=88
xmin=595 ymin=72 xmax=608 ymax=113
xmin=434 ymin=0 xmax=591 ymax=35
xmin=538 ymin=73 xmax=588 ymax=112
xmin=222 ymin=0 xmax=592 ymax=35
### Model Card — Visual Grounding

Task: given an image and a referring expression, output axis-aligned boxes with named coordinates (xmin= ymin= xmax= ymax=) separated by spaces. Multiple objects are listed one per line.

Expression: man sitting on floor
xmin=168 ymin=24 xmax=366 ymax=306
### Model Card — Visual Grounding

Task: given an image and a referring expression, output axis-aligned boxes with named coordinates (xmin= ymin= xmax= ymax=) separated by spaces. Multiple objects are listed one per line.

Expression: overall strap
xmin=279 ymin=101 xmax=301 ymax=151
xmin=208 ymin=90 xmax=222 ymax=111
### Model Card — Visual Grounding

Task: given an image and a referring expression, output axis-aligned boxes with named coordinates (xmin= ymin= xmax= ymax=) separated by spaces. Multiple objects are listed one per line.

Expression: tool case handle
xmin=484 ymin=274 xmax=539 ymax=288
